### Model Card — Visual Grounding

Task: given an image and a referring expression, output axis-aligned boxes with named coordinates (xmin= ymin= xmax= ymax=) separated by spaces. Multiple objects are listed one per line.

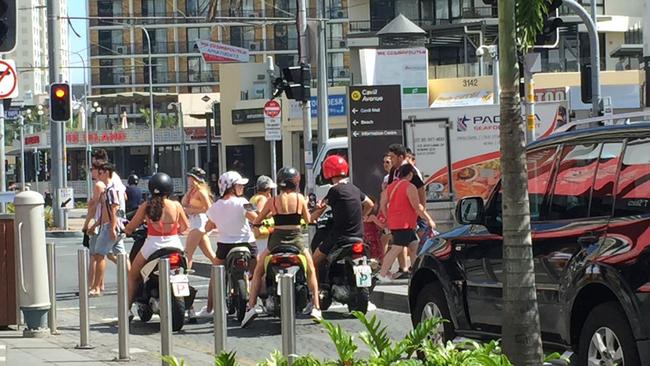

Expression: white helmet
xmin=218 ymin=171 xmax=249 ymax=197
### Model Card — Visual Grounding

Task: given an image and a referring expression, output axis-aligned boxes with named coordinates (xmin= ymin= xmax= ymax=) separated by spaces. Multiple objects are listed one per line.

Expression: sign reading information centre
xmin=348 ymin=85 xmax=403 ymax=201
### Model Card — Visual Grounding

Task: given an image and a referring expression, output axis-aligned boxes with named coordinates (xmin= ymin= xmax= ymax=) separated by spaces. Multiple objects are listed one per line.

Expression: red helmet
xmin=323 ymin=155 xmax=349 ymax=180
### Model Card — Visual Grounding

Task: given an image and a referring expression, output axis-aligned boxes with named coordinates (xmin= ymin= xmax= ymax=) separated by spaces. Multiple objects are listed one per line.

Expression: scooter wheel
xmin=138 ymin=304 xmax=153 ymax=322
xmin=319 ymin=289 xmax=332 ymax=311
xmin=347 ymin=288 xmax=369 ymax=314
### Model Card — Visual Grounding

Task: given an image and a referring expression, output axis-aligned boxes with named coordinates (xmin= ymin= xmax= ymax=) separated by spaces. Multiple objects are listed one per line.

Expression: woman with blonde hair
xmin=181 ymin=167 xmax=216 ymax=268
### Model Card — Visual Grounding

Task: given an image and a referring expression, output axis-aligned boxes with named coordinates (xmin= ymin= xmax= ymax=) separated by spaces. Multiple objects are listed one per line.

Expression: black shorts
xmin=318 ymin=238 xmax=336 ymax=255
xmin=216 ymin=242 xmax=257 ymax=260
xmin=390 ymin=229 xmax=418 ymax=246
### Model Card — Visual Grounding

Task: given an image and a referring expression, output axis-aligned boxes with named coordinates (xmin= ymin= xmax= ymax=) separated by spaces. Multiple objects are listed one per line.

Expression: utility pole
xmin=316 ymin=0 xmax=329 ymax=152
xmin=266 ymin=56 xmax=278 ymax=195
xmin=297 ymin=0 xmax=314 ymax=195
xmin=644 ymin=0 xmax=650 ymax=107
xmin=47 ymin=0 xmax=65 ymax=228
xmin=0 ymin=98 xmax=5 ymax=213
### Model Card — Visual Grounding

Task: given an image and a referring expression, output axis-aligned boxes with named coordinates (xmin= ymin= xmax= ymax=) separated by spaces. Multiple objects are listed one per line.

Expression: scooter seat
xmin=270 ymin=245 xmax=302 ymax=255
xmin=225 ymin=245 xmax=252 ymax=262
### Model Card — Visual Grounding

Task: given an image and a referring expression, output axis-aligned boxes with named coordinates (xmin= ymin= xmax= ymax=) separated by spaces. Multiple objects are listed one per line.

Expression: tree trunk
xmin=498 ymin=0 xmax=544 ymax=365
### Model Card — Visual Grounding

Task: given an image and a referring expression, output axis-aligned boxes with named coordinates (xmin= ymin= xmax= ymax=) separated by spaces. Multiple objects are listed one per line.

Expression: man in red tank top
xmin=378 ymin=164 xmax=436 ymax=282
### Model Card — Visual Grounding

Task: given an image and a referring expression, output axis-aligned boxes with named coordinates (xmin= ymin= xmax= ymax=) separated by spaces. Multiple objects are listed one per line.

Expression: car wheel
xmin=413 ymin=282 xmax=455 ymax=345
xmin=577 ymin=302 xmax=640 ymax=366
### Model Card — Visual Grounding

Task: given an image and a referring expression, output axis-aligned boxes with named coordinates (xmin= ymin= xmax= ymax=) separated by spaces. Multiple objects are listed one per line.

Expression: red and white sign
xmin=196 ymin=39 xmax=250 ymax=63
xmin=0 ymin=60 xmax=18 ymax=99
xmin=264 ymin=100 xmax=281 ymax=117
xmin=264 ymin=100 xmax=282 ymax=141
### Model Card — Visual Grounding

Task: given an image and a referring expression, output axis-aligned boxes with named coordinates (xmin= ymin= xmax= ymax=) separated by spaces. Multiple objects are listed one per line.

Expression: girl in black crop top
xmin=242 ymin=167 xmax=321 ymax=327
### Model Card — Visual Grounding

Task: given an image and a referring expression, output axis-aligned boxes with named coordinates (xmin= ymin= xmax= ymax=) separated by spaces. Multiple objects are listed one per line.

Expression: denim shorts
xmin=91 ymin=223 xmax=126 ymax=256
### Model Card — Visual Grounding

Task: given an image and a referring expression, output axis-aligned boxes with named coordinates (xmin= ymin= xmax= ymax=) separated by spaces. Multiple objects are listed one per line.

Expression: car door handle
xmin=577 ymin=234 xmax=599 ymax=246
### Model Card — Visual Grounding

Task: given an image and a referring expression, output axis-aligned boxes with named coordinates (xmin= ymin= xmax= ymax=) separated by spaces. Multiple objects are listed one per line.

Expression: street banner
xmin=196 ymin=39 xmax=250 ymax=63
xmin=359 ymin=48 xmax=428 ymax=109
xmin=348 ymin=85 xmax=403 ymax=202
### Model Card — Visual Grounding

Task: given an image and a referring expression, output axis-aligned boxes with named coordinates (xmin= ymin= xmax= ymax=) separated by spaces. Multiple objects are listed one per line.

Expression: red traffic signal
xmin=50 ymin=83 xmax=71 ymax=121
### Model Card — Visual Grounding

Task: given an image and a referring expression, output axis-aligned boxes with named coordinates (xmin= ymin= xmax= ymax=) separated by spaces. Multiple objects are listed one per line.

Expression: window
xmin=590 ymin=142 xmax=622 ymax=217
xmin=187 ymin=0 xmax=211 ymax=16
xmin=435 ymin=0 xmax=449 ymax=23
xmin=187 ymin=27 xmax=211 ymax=52
xmin=549 ymin=144 xmax=601 ymax=220
xmin=527 ymin=146 xmax=559 ymax=220
xmin=395 ymin=0 xmax=419 ymax=21
xmin=614 ymin=138 xmax=650 ymax=217
xmin=187 ymin=56 xmax=213 ymax=82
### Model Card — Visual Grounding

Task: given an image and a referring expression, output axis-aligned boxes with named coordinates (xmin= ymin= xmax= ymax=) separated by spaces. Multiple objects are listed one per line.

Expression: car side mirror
xmin=455 ymin=197 xmax=485 ymax=225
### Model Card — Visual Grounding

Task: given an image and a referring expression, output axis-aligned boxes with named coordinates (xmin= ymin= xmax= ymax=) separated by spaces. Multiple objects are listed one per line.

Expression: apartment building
xmin=10 ymin=0 xmax=69 ymax=105
xmin=87 ymin=0 xmax=352 ymax=101
xmin=347 ymin=0 xmax=644 ymax=78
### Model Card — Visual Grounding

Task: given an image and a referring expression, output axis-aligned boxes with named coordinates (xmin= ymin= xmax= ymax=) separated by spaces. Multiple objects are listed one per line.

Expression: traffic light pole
xmin=563 ymin=0 xmax=601 ymax=118
xmin=316 ymin=0 xmax=329 ymax=153
xmin=0 ymin=101 xmax=5 ymax=213
xmin=47 ymin=0 xmax=66 ymax=228
xmin=298 ymin=0 xmax=314 ymax=195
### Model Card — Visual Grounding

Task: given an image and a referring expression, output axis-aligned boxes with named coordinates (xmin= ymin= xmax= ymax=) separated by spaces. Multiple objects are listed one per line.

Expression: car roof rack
xmin=552 ymin=110 xmax=650 ymax=134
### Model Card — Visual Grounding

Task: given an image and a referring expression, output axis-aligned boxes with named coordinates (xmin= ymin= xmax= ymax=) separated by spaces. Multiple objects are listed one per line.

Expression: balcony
xmin=460 ymin=6 xmax=496 ymax=19
xmin=96 ymin=72 xmax=219 ymax=86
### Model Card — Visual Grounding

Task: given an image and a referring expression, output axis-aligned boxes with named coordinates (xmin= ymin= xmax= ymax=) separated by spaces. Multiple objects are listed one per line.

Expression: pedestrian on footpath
xmin=181 ymin=167 xmax=215 ymax=269
xmin=250 ymin=175 xmax=277 ymax=257
xmin=378 ymin=164 xmax=435 ymax=283
xmin=89 ymin=162 xmax=129 ymax=296
xmin=82 ymin=159 xmax=106 ymax=292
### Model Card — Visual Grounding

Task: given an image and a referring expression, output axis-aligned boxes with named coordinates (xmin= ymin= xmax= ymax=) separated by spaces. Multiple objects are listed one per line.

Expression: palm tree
xmin=139 ymin=108 xmax=178 ymax=128
xmin=499 ymin=0 xmax=549 ymax=364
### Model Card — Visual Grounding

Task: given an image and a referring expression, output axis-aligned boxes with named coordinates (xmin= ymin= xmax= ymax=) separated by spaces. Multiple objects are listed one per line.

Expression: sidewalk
xmin=46 ymin=208 xmax=86 ymax=238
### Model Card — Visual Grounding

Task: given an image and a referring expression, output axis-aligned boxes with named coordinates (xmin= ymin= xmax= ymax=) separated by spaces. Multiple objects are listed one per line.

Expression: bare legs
xmin=185 ymin=230 xmax=216 ymax=269
xmin=90 ymin=254 xmax=106 ymax=294
xmin=128 ymin=253 xmax=146 ymax=307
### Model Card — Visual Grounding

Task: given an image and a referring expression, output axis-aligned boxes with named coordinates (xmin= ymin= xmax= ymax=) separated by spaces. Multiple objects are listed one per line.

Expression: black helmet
xmin=277 ymin=167 xmax=300 ymax=189
xmin=148 ymin=172 xmax=173 ymax=196
xmin=128 ymin=174 xmax=139 ymax=185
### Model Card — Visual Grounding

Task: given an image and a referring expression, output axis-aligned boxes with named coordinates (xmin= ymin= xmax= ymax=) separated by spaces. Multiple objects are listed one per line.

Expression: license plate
xmin=171 ymin=274 xmax=190 ymax=297
xmin=353 ymin=265 xmax=372 ymax=288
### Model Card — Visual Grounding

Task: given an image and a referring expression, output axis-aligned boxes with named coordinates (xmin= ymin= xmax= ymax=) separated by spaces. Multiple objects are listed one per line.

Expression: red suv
xmin=408 ymin=123 xmax=650 ymax=365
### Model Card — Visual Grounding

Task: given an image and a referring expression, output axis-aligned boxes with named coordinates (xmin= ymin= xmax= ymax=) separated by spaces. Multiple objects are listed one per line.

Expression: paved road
xmin=39 ymin=238 xmax=413 ymax=365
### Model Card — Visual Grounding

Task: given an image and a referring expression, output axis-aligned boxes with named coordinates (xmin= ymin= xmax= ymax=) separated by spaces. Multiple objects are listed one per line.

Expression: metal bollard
xmin=212 ymin=265 xmax=227 ymax=354
xmin=46 ymin=242 xmax=60 ymax=335
xmin=76 ymin=248 xmax=93 ymax=349
xmin=116 ymin=253 xmax=130 ymax=361
xmin=159 ymin=258 xmax=172 ymax=365
xmin=280 ymin=274 xmax=296 ymax=364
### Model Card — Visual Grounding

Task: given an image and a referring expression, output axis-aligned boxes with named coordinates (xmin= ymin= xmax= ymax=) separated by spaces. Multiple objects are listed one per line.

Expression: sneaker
xmin=302 ymin=302 xmax=314 ymax=315
xmin=310 ymin=308 xmax=322 ymax=322
xmin=195 ymin=305 xmax=214 ymax=318
xmin=241 ymin=306 xmax=258 ymax=328
xmin=367 ymin=302 xmax=377 ymax=312
xmin=377 ymin=274 xmax=393 ymax=283
xmin=394 ymin=270 xmax=411 ymax=280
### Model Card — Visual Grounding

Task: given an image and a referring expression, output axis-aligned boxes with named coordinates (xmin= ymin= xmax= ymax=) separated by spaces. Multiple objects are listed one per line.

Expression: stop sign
xmin=264 ymin=100 xmax=281 ymax=118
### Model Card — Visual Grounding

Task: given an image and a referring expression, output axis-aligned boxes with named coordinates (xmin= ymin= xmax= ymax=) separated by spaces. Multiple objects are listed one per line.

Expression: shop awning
xmin=86 ymin=92 xmax=178 ymax=104
xmin=610 ymin=44 xmax=643 ymax=58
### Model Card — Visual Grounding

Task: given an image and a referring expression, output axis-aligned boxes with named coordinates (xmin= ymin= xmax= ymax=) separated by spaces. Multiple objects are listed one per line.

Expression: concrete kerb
xmin=46 ymin=230 xmax=84 ymax=238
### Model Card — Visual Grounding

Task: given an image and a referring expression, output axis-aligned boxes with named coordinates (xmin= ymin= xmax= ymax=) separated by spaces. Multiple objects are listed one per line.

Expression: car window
xmin=590 ymin=142 xmax=623 ymax=217
xmin=549 ymin=143 xmax=601 ymax=220
xmin=614 ymin=138 xmax=650 ymax=217
xmin=485 ymin=146 xmax=558 ymax=223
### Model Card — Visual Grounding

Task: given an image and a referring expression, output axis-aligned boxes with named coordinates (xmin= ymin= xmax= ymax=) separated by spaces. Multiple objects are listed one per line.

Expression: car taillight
xmin=168 ymin=253 xmax=182 ymax=268
xmin=234 ymin=258 xmax=248 ymax=269
xmin=352 ymin=243 xmax=364 ymax=254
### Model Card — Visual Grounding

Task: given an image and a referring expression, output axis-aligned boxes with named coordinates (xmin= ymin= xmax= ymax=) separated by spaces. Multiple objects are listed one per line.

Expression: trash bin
xmin=0 ymin=214 xmax=17 ymax=327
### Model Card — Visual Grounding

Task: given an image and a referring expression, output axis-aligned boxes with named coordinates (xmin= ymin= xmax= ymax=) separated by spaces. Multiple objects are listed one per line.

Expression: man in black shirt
xmin=312 ymin=155 xmax=373 ymax=270
xmin=125 ymin=174 xmax=145 ymax=215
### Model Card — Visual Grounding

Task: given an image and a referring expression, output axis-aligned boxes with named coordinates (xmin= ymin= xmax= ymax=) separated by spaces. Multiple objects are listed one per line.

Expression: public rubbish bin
xmin=14 ymin=191 xmax=51 ymax=335
xmin=0 ymin=214 xmax=17 ymax=327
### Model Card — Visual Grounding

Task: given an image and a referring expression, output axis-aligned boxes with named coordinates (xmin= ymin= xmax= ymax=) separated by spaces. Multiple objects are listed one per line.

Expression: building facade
xmin=87 ymin=0 xmax=352 ymax=102
xmin=10 ymin=0 xmax=69 ymax=105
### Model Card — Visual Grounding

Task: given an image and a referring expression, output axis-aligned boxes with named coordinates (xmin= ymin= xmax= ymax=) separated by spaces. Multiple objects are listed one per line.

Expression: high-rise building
xmin=10 ymin=0 xmax=69 ymax=105
xmin=87 ymin=0 xmax=351 ymax=99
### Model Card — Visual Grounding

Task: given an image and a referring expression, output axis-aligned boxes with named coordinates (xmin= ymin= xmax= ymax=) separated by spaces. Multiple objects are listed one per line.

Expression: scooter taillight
xmin=352 ymin=243 xmax=364 ymax=254
xmin=271 ymin=254 xmax=301 ymax=268
xmin=168 ymin=253 xmax=182 ymax=268
xmin=234 ymin=258 xmax=248 ymax=269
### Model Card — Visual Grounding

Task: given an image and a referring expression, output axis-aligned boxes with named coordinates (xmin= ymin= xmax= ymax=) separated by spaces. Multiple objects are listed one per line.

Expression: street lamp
xmin=476 ymin=45 xmax=499 ymax=105
xmin=135 ymin=25 xmax=156 ymax=175
xmin=91 ymin=101 xmax=102 ymax=130
xmin=168 ymin=102 xmax=187 ymax=192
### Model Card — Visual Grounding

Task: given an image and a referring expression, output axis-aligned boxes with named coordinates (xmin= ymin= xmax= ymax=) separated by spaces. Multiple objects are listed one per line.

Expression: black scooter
xmin=224 ymin=246 xmax=253 ymax=322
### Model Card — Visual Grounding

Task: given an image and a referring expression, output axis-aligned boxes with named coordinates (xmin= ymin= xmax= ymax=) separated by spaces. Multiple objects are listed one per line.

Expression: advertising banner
xmin=197 ymin=39 xmax=250 ymax=63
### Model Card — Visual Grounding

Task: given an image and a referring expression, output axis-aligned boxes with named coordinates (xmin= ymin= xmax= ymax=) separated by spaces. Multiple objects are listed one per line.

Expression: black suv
xmin=409 ymin=123 xmax=650 ymax=365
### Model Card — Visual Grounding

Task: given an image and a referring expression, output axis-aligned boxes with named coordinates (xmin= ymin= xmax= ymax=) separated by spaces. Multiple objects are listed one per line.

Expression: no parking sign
xmin=0 ymin=60 xmax=18 ymax=99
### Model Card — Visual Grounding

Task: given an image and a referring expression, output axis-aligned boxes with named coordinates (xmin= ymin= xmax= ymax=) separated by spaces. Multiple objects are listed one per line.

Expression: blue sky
xmin=68 ymin=2 xmax=88 ymax=84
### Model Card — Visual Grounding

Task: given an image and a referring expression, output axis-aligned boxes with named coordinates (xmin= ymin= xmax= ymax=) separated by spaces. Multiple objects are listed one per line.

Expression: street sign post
xmin=58 ymin=188 xmax=74 ymax=210
xmin=264 ymin=100 xmax=282 ymax=141
xmin=348 ymin=85 xmax=403 ymax=201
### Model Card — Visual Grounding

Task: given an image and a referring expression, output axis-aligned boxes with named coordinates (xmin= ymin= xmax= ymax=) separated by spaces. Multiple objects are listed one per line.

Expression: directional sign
xmin=264 ymin=100 xmax=282 ymax=141
xmin=0 ymin=60 xmax=18 ymax=99
xmin=348 ymin=85 xmax=403 ymax=201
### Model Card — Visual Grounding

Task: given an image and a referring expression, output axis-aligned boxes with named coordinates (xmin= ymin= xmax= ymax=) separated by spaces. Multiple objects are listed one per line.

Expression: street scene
xmin=1 ymin=0 xmax=650 ymax=365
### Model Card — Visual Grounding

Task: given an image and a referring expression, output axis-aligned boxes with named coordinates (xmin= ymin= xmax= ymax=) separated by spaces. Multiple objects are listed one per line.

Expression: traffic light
xmin=579 ymin=33 xmax=592 ymax=103
xmin=535 ymin=0 xmax=563 ymax=45
xmin=281 ymin=64 xmax=311 ymax=102
xmin=0 ymin=0 xmax=16 ymax=53
xmin=50 ymin=83 xmax=71 ymax=121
